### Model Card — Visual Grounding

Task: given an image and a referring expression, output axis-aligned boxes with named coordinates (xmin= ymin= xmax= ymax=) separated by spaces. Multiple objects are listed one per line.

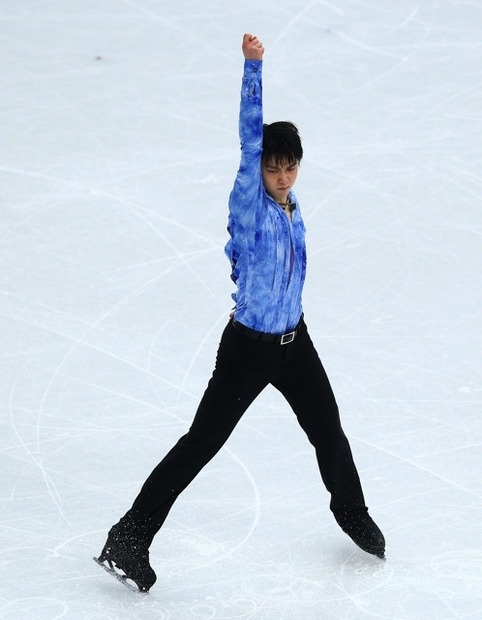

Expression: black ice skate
xmin=334 ymin=507 xmax=386 ymax=559
xmin=94 ymin=517 xmax=157 ymax=593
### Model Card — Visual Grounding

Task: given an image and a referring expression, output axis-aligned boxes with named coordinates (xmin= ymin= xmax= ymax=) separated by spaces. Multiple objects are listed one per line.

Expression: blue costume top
xmin=224 ymin=60 xmax=307 ymax=334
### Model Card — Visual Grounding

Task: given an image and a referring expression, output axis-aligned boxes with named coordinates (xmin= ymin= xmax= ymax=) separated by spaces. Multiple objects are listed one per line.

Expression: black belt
xmin=231 ymin=317 xmax=303 ymax=345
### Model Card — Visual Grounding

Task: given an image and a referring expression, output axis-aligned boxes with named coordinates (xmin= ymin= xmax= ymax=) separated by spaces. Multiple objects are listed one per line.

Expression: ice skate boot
xmin=94 ymin=515 xmax=157 ymax=593
xmin=334 ymin=506 xmax=385 ymax=559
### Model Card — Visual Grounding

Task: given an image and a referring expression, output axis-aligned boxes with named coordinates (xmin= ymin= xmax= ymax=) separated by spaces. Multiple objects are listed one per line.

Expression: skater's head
xmin=262 ymin=121 xmax=303 ymax=168
xmin=262 ymin=121 xmax=302 ymax=204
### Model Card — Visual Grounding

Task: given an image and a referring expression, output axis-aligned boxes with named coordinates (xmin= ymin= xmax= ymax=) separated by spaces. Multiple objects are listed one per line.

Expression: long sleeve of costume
xmin=228 ymin=60 xmax=265 ymax=228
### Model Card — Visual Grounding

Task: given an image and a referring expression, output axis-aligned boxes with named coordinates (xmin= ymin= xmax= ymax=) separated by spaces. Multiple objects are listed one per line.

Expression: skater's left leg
xmin=272 ymin=323 xmax=365 ymax=511
xmin=272 ymin=321 xmax=385 ymax=557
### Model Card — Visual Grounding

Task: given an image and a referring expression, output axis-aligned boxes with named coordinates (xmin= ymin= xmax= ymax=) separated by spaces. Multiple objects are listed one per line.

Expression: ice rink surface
xmin=1 ymin=1 xmax=481 ymax=618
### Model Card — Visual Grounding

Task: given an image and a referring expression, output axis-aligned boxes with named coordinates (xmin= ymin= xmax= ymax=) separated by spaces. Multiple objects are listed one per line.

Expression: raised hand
xmin=242 ymin=33 xmax=264 ymax=60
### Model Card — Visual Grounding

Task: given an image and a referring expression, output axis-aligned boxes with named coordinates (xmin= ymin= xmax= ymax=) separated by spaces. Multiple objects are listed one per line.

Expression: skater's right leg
xmin=129 ymin=322 xmax=274 ymax=535
xmin=129 ymin=368 xmax=268 ymax=536
xmin=96 ymin=322 xmax=274 ymax=585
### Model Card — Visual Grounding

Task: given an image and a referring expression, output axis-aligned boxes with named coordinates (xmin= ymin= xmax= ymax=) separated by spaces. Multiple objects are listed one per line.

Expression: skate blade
xmin=93 ymin=556 xmax=148 ymax=593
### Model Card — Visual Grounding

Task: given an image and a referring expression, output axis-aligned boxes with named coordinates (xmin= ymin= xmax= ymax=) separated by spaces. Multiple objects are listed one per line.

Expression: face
xmin=262 ymin=158 xmax=299 ymax=204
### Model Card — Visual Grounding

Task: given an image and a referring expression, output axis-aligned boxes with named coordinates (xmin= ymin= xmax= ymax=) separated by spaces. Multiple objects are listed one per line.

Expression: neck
xmin=278 ymin=199 xmax=296 ymax=213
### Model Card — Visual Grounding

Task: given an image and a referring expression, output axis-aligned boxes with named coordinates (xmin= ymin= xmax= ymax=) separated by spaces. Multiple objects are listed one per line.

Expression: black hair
xmin=262 ymin=121 xmax=303 ymax=166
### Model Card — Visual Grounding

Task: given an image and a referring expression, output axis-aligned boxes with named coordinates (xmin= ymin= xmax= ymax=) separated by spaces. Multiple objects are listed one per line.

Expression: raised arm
xmin=239 ymin=34 xmax=264 ymax=149
xmin=227 ymin=34 xmax=266 ymax=229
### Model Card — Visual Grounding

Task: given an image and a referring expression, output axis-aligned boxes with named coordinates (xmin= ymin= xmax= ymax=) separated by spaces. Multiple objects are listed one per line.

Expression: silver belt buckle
xmin=280 ymin=330 xmax=295 ymax=345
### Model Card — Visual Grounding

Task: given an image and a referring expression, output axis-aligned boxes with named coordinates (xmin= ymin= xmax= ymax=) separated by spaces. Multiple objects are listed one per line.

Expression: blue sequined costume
xmin=225 ymin=60 xmax=307 ymax=334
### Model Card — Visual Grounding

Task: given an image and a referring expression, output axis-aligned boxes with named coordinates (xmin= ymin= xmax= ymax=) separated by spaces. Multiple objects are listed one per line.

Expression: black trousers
xmin=128 ymin=319 xmax=365 ymax=544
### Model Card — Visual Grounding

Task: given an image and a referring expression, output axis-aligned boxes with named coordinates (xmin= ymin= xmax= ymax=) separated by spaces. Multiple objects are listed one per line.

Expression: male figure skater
xmin=95 ymin=33 xmax=385 ymax=593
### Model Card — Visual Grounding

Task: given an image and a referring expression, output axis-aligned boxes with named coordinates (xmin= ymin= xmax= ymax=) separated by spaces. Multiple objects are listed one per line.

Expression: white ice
xmin=1 ymin=1 xmax=481 ymax=618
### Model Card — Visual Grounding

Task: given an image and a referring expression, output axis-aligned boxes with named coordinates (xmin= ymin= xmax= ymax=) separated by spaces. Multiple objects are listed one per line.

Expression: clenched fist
xmin=242 ymin=33 xmax=264 ymax=60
